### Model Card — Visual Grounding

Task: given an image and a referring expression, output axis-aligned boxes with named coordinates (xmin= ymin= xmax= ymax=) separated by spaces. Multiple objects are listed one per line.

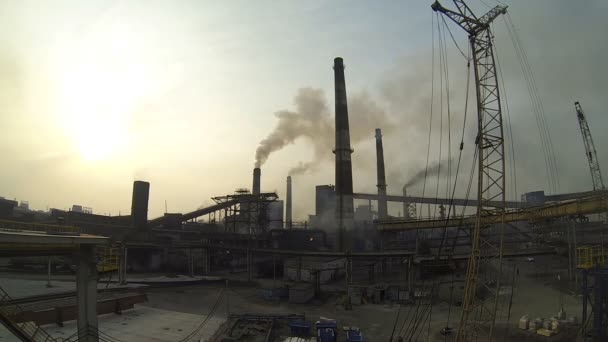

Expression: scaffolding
xmin=212 ymin=190 xmax=278 ymax=236
xmin=577 ymin=245 xmax=607 ymax=270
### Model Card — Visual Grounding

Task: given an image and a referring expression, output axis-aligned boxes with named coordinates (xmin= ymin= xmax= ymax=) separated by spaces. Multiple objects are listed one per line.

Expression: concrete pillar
xmin=272 ymin=254 xmax=277 ymax=287
xmin=188 ymin=248 xmax=194 ymax=277
xmin=345 ymin=255 xmax=353 ymax=285
xmin=77 ymin=245 xmax=99 ymax=342
xmin=247 ymin=249 xmax=252 ymax=282
xmin=202 ymin=248 xmax=210 ymax=274
xmin=46 ymin=257 xmax=52 ymax=288
xmin=314 ymin=271 xmax=321 ymax=297
xmin=407 ymin=257 xmax=413 ymax=293
xmin=119 ymin=246 xmax=127 ymax=285
xmin=297 ymin=256 xmax=302 ymax=282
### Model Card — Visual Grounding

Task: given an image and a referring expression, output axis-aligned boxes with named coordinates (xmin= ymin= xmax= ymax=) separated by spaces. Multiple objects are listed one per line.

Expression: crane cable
xmin=390 ymin=12 xmax=437 ymax=339
xmin=420 ymin=11 xmax=436 ymax=220
xmin=504 ymin=14 xmax=561 ymax=193
xmin=493 ymin=26 xmax=519 ymax=210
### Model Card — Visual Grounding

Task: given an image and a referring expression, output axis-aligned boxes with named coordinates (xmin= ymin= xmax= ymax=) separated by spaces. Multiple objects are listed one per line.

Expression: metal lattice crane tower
xmin=575 ymin=101 xmax=605 ymax=191
xmin=575 ymin=101 xmax=605 ymax=224
xmin=431 ymin=1 xmax=507 ymax=340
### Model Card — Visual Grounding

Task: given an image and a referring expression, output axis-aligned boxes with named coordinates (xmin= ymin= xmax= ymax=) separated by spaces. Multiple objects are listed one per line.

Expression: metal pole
xmin=189 ymin=249 xmax=194 ymax=277
xmin=567 ymin=225 xmax=573 ymax=281
xmin=273 ymin=254 xmax=276 ymax=287
xmin=123 ymin=247 xmax=128 ymax=284
xmin=46 ymin=257 xmax=52 ymax=288
xmin=225 ymin=279 xmax=229 ymax=318
xmin=573 ymin=223 xmax=579 ymax=286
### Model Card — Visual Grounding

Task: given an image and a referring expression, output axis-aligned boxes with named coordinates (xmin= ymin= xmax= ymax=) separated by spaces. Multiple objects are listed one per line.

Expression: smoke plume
xmin=255 ymin=87 xmax=393 ymax=174
xmin=404 ymin=159 xmax=452 ymax=188
xmin=289 ymin=161 xmax=315 ymax=176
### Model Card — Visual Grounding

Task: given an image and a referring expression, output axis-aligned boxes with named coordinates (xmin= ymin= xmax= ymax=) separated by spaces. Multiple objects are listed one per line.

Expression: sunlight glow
xmin=53 ymin=29 xmax=151 ymax=162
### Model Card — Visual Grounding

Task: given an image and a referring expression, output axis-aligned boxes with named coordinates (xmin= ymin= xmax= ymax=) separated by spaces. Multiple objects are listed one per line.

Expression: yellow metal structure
xmin=96 ymin=245 xmax=120 ymax=273
xmin=577 ymin=245 xmax=607 ymax=269
xmin=0 ymin=219 xmax=80 ymax=234
xmin=377 ymin=194 xmax=608 ymax=231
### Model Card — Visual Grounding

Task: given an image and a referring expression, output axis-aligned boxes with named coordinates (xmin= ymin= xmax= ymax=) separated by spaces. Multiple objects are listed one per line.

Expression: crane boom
xmin=432 ymin=1 xmax=507 ymax=340
xmin=575 ymin=101 xmax=605 ymax=191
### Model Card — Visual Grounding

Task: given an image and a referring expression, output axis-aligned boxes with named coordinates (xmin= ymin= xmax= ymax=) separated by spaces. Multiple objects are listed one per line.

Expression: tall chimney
xmin=252 ymin=167 xmax=261 ymax=195
xmin=131 ymin=181 xmax=150 ymax=230
xmin=286 ymin=176 xmax=293 ymax=229
xmin=375 ymin=128 xmax=388 ymax=220
xmin=333 ymin=57 xmax=354 ymax=250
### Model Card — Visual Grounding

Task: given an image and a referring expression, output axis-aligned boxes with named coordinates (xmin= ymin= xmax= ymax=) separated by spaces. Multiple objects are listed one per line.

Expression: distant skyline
xmin=1 ymin=0 xmax=607 ymax=220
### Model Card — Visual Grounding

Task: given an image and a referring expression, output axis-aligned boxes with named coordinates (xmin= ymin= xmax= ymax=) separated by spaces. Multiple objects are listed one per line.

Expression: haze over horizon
xmin=1 ymin=0 xmax=607 ymax=220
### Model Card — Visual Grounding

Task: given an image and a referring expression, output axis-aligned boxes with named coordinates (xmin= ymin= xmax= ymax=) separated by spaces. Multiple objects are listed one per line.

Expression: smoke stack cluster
xmin=333 ymin=57 xmax=354 ymax=250
xmin=375 ymin=128 xmax=388 ymax=220
xmin=132 ymin=180 xmax=150 ymax=230
xmin=252 ymin=167 xmax=261 ymax=195
xmin=286 ymin=176 xmax=293 ymax=229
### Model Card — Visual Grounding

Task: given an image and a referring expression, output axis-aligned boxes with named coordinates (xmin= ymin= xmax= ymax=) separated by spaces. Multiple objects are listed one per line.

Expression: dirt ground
xmin=0 ymin=255 xmax=585 ymax=341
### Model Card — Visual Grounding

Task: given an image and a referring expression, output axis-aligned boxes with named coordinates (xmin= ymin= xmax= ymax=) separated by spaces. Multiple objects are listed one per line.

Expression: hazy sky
xmin=1 ymin=0 xmax=606 ymax=220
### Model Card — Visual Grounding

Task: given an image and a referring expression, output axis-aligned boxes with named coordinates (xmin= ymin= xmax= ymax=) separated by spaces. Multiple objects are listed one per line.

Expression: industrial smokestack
xmin=252 ymin=167 xmax=261 ymax=195
xmin=333 ymin=57 xmax=354 ymax=250
xmin=286 ymin=176 xmax=293 ymax=229
xmin=131 ymin=181 xmax=150 ymax=230
xmin=375 ymin=128 xmax=388 ymax=220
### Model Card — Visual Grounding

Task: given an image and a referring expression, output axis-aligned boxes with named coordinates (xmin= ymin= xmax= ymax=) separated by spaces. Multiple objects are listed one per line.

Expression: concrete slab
xmin=0 ymin=305 xmax=226 ymax=342
xmin=0 ymin=278 xmax=146 ymax=299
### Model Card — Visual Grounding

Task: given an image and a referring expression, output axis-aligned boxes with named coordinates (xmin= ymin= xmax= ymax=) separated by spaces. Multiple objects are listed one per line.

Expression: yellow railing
xmin=0 ymin=219 xmax=80 ymax=235
xmin=577 ymin=245 xmax=607 ymax=269
xmin=96 ymin=246 xmax=120 ymax=273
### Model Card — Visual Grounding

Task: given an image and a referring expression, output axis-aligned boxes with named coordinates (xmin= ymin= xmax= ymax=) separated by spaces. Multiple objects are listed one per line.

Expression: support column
xmin=345 ymin=254 xmax=353 ymax=285
xmin=314 ymin=271 xmax=321 ymax=298
xmin=77 ymin=245 xmax=99 ymax=342
xmin=272 ymin=254 xmax=277 ymax=287
xmin=582 ymin=270 xmax=588 ymax=329
xmin=118 ymin=246 xmax=125 ymax=285
xmin=188 ymin=248 xmax=194 ymax=277
xmin=123 ymin=247 xmax=128 ymax=284
xmin=567 ymin=226 xmax=573 ymax=281
xmin=297 ymin=256 xmax=302 ymax=282
xmin=572 ymin=223 xmax=579 ymax=286
xmin=202 ymin=248 xmax=210 ymax=274
xmin=46 ymin=257 xmax=52 ymax=288
xmin=407 ymin=257 xmax=413 ymax=293
xmin=247 ymin=249 xmax=252 ymax=282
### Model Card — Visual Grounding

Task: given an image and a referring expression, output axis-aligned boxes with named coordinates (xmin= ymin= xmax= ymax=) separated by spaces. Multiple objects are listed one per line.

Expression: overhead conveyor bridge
xmin=376 ymin=194 xmax=608 ymax=232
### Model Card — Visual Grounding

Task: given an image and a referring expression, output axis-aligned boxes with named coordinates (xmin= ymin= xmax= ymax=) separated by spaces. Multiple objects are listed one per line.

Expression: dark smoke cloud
xmin=403 ymin=159 xmax=452 ymax=188
xmin=255 ymin=87 xmax=393 ymax=174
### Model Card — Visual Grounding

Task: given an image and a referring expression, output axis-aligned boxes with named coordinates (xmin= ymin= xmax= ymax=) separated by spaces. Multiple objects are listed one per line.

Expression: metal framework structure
xmin=575 ymin=101 xmax=606 ymax=224
xmin=212 ymin=190 xmax=278 ymax=236
xmin=575 ymin=102 xmax=605 ymax=192
xmin=377 ymin=193 xmax=608 ymax=231
xmin=431 ymin=1 xmax=507 ymax=340
xmin=580 ymin=268 xmax=608 ymax=341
